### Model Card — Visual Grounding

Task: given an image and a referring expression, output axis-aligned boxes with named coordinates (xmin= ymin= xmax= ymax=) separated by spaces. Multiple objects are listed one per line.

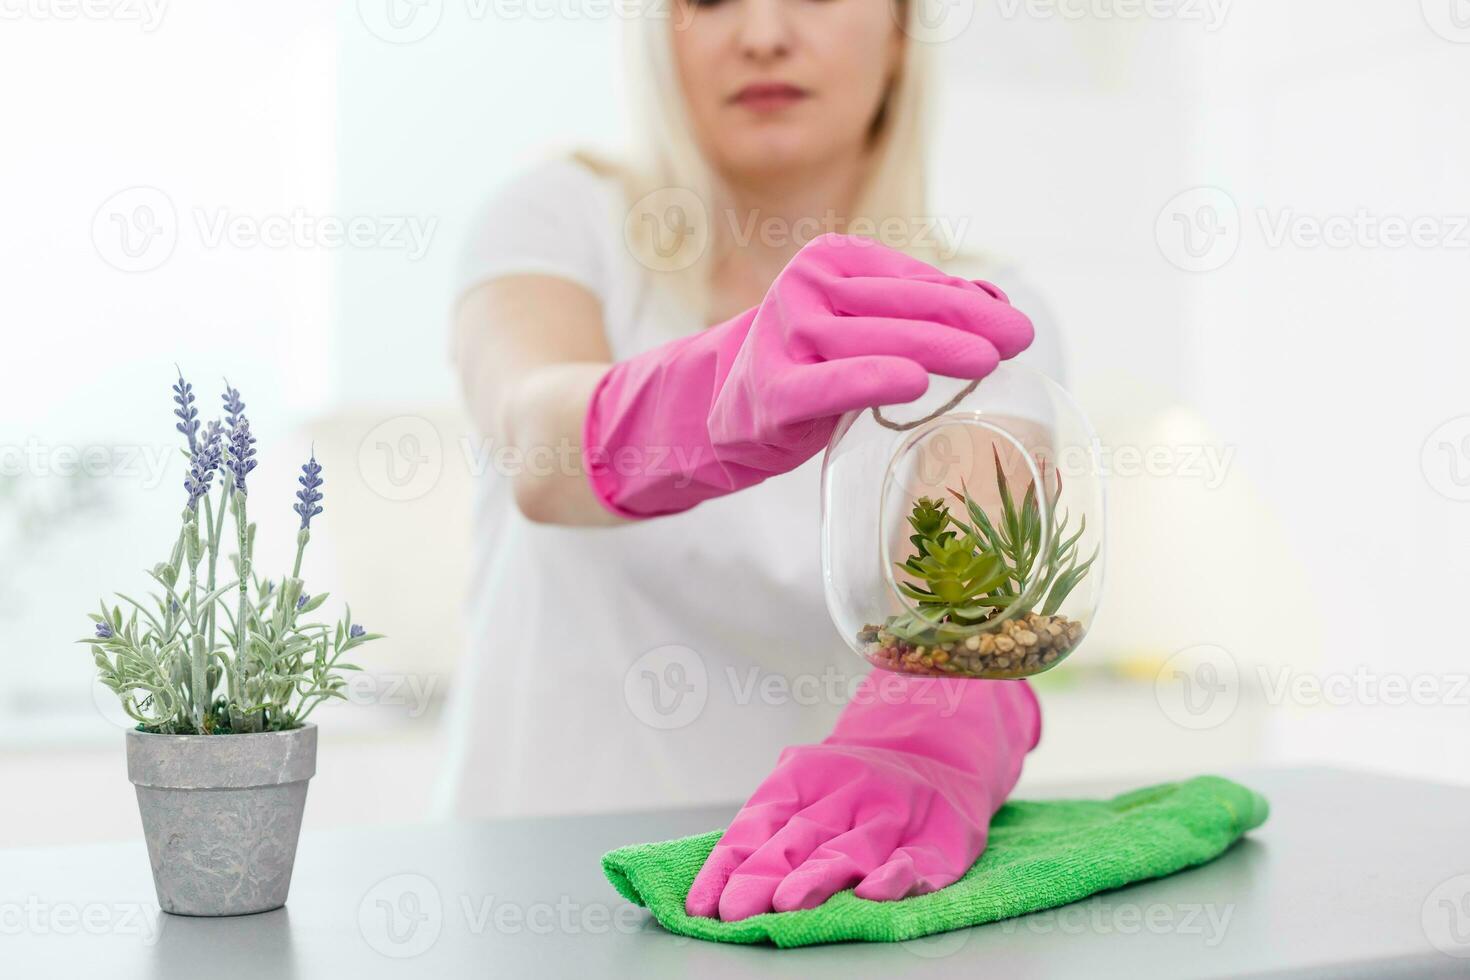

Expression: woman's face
xmin=671 ymin=0 xmax=904 ymax=183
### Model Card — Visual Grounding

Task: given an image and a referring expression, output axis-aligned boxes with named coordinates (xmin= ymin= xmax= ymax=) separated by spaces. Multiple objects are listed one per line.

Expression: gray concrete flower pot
xmin=126 ymin=724 xmax=316 ymax=916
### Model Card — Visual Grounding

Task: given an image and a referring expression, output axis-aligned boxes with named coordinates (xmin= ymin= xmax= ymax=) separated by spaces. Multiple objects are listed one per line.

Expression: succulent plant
xmin=894 ymin=497 xmax=1008 ymax=623
xmin=885 ymin=448 xmax=1097 ymax=645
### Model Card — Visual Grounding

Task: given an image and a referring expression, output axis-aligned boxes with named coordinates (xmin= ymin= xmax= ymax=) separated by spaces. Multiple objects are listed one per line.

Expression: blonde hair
xmin=584 ymin=0 xmax=944 ymax=314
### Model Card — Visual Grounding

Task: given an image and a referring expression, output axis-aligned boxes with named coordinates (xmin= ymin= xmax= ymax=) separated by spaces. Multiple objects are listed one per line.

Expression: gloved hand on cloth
xmin=685 ymin=672 xmax=1041 ymax=921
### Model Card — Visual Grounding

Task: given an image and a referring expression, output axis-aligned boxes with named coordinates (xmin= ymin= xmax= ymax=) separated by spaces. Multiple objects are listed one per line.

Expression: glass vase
xmin=821 ymin=363 xmax=1106 ymax=680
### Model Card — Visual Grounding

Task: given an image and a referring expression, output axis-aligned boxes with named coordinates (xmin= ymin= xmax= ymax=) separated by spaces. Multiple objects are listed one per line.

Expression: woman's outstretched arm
xmin=455 ymin=235 xmax=1035 ymax=525
xmin=452 ymin=274 xmax=626 ymax=527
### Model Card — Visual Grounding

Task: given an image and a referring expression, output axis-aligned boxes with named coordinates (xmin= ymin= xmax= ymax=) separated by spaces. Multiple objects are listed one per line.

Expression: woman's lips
xmin=729 ymin=83 xmax=810 ymax=112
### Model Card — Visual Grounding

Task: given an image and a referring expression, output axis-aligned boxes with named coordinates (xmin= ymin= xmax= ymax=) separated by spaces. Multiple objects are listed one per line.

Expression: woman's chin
xmin=717 ymin=139 xmax=846 ymax=184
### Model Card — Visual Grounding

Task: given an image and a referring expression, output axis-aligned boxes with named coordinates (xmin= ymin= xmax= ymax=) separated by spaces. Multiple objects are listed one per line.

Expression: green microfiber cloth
xmin=602 ymin=774 xmax=1268 ymax=947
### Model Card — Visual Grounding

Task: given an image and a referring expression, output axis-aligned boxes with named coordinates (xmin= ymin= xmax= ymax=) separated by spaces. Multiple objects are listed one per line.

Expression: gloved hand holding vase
xmin=582 ymin=233 xmax=1035 ymax=519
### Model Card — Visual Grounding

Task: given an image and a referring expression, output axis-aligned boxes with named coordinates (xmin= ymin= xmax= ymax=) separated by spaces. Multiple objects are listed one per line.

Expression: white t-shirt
xmin=437 ymin=159 xmax=1066 ymax=819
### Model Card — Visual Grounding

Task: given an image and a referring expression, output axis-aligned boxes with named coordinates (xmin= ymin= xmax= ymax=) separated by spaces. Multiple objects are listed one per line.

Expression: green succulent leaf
xmin=891 ymin=450 xmax=1096 ymax=639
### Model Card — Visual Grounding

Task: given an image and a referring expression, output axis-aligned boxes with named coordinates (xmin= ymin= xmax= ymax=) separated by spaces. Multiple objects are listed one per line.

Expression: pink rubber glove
xmin=685 ymin=673 xmax=1041 ymax=921
xmin=584 ymin=233 xmax=1034 ymax=518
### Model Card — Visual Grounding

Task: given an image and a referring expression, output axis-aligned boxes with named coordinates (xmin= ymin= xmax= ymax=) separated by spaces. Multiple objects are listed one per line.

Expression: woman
xmin=443 ymin=0 xmax=1064 ymax=921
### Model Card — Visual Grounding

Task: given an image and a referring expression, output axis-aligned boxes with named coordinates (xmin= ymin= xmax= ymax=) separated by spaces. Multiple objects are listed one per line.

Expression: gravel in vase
xmin=860 ymin=612 xmax=1085 ymax=679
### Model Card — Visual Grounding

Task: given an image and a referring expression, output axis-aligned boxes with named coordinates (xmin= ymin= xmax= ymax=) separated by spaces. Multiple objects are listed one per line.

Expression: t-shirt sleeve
xmin=456 ymin=159 xmax=614 ymax=302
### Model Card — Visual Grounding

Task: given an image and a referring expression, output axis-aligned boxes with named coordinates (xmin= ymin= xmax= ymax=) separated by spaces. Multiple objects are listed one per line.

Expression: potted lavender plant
xmin=82 ymin=373 xmax=381 ymax=916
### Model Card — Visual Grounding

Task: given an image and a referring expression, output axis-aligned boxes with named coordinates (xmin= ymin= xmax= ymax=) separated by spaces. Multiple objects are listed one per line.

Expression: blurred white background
xmin=1 ymin=0 xmax=1467 ymax=845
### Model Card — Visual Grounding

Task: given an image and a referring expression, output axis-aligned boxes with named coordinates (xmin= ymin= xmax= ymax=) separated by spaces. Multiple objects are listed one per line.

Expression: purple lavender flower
xmin=225 ymin=416 xmax=258 ymax=493
xmin=201 ymin=418 xmax=223 ymax=455
xmin=293 ymin=454 xmax=324 ymax=530
xmin=183 ymin=420 xmax=224 ymax=510
xmin=349 ymin=624 xmax=366 ymax=639
xmin=173 ymin=370 xmax=199 ymax=453
xmin=95 ymin=622 xmax=115 ymax=639
xmin=222 ymin=382 xmax=246 ymax=428
xmin=297 ymin=593 xmax=310 ymax=610
xmin=221 ymin=382 xmax=258 ymax=493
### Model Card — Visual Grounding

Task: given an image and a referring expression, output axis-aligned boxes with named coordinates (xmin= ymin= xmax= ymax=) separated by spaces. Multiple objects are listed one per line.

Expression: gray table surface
xmin=3 ymin=766 xmax=1468 ymax=979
